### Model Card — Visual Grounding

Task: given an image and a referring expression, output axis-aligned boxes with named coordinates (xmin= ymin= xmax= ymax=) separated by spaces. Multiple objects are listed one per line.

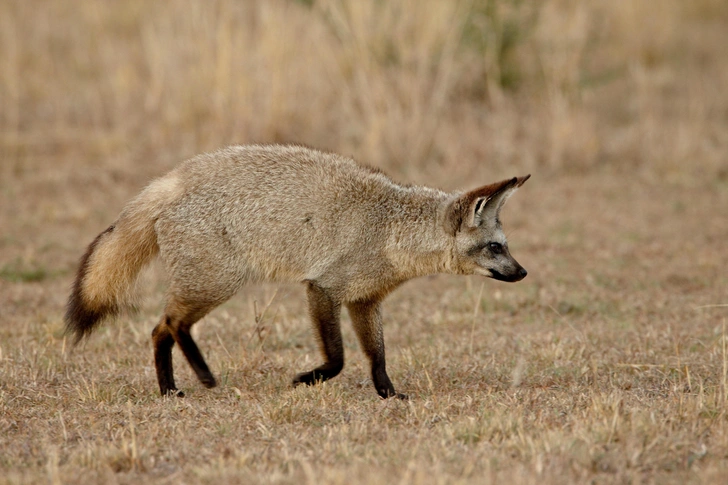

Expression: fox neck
xmin=385 ymin=191 xmax=456 ymax=281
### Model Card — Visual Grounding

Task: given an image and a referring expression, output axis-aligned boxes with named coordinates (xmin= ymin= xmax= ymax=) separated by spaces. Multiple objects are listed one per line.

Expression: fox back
xmin=65 ymin=144 xmax=530 ymax=399
xmin=154 ymin=145 xmax=450 ymax=303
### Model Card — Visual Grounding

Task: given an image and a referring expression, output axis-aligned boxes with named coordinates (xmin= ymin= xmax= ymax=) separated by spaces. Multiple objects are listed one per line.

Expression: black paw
xmin=293 ymin=363 xmax=343 ymax=386
xmin=292 ymin=371 xmax=323 ymax=386
xmin=200 ymin=373 xmax=217 ymax=389
xmin=376 ymin=387 xmax=407 ymax=400
xmin=161 ymin=388 xmax=185 ymax=398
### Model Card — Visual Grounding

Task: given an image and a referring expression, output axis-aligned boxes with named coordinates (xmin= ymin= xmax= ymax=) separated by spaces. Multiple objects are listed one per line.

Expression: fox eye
xmin=488 ymin=242 xmax=503 ymax=254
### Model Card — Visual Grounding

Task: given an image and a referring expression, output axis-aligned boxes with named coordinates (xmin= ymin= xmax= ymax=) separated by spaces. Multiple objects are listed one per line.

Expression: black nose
xmin=518 ymin=267 xmax=528 ymax=278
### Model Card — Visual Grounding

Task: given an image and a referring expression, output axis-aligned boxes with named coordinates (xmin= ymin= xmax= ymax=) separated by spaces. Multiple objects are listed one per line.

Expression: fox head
xmin=443 ymin=175 xmax=530 ymax=282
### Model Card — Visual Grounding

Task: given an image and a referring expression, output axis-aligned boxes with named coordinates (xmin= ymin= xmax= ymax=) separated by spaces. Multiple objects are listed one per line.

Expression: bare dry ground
xmin=1 ymin=1 xmax=727 ymax=483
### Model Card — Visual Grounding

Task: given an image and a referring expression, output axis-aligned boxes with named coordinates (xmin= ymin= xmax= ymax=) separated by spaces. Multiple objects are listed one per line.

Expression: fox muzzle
xmin=489 ymin=265 xmax=527 ymax=282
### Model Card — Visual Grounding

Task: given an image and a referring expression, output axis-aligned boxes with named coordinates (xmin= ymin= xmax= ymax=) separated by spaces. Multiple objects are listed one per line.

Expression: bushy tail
xmin=64 ymin=176 xmax=180 ymax=343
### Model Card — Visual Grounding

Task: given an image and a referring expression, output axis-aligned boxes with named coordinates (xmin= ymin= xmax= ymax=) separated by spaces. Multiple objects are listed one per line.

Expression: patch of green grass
xmin=0 ymin=260 xmax=51 ymax=283
xmin=461 ymin=0 xmax=539 ymax=91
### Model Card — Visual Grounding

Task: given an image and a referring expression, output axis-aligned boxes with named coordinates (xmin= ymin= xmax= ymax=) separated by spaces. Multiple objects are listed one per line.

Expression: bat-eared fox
xmin=65 ymin=144 xmax=529 ymax=399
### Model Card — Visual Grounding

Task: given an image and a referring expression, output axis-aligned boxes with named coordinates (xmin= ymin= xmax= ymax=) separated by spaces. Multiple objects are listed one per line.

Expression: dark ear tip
xmin=515 ymin=174 xmax=531 ymax=186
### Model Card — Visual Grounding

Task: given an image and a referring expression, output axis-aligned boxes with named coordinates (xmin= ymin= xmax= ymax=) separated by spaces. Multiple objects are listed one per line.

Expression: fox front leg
xmin=346 ymin=299 xmax=406 ymax=399
xmin=293 ymin=282 xmax=345 ymax=386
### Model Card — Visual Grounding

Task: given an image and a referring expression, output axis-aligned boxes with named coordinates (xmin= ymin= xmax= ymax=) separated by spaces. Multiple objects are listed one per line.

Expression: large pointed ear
xmin=474 ymin=174 xmax=530 ymax=226
xmin=443 ymin=175 xmax=530 ymax=236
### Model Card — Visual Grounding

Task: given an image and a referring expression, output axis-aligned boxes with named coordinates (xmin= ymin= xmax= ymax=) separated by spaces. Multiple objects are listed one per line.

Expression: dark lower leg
xmin=293 ymin=282 xmax=344 ymax=387
xmin=370 ymin=356 xmax=400 ymax=399
xmin=174 ymin=327 xmax=216 ymax=388
xmin=152 ymin=318 xmax=180 ymax=396
xmin=347 ymin=299 xmax=406 ymax=399
xmin=165 ymin=299 xmax=217 ymax=389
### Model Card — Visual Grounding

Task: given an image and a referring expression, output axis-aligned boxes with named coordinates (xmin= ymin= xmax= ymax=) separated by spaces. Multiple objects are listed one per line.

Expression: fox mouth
xmin=489 ymin=268 xmax=528 ymax=282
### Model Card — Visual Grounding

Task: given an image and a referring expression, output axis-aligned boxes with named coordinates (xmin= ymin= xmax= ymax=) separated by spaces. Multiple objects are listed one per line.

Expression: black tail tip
xmin=64 ymin=291 xmax=113 ymax=345
xmin=65 ymin=223 xmax=119 ymax=344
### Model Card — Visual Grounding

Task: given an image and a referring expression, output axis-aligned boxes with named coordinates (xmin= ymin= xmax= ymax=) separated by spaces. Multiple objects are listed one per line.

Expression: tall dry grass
xmin=1 ymin=0 xmax=726 ymax=184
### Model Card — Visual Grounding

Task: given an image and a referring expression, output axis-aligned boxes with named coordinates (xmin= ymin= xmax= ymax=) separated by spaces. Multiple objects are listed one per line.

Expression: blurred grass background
xmin=1 ymin=0 xmax=726 ymax=186
xmin=1 ymin=0 xmax=727 ymax=289
xmin=2 ymin=3 xmax=728 ymax=482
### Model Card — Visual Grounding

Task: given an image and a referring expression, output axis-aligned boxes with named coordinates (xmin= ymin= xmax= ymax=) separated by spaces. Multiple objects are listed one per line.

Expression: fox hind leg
xmin=152 ymin=317 xmax=181 ymax=396
xmin=346 ymin=299 xmax=406 ymax=399
xmin=152 ymin=299 xmax=217 ymax=396
xmin=293 ymin=282 xmax=344 ymax=386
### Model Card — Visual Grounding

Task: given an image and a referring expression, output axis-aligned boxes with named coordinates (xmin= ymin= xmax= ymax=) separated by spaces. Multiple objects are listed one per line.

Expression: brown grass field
xmin=2 ymin=0 xmax=728 ymax=483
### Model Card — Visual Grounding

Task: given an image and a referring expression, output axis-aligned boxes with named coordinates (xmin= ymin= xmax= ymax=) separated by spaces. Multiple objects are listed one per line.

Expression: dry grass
xmin=2 ymin=0 xmax=728 ymax=483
